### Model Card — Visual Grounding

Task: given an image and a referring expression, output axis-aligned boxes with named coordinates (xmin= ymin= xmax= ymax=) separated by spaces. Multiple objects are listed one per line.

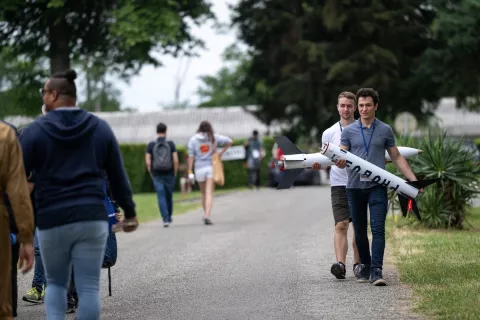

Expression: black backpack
xmin=152 ymin=141 xmax=173 ymax=171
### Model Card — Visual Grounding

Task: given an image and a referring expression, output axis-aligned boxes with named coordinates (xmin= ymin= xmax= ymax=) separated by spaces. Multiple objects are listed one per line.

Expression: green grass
xmin=388 ymin=207 xmax=480 ymax=319
xmin=133 ymin=187 xmax=247 ymax=223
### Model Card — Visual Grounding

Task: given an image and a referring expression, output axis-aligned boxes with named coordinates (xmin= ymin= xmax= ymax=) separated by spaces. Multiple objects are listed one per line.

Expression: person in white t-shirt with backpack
xmin=312 ymin=91 xmax=360 ymax=280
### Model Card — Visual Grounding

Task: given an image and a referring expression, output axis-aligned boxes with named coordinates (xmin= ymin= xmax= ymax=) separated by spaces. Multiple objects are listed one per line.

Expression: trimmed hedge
xmin=120 ymin=137 xmax=275 ymax=193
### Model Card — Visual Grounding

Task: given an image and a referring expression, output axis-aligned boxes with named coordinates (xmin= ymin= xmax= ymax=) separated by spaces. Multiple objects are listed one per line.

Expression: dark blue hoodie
xmin=19 ymin=108 xmax=136 ymax=230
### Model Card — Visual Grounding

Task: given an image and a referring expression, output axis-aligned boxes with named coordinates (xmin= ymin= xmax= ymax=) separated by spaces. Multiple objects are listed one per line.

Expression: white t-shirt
xmin=321 ymin=122 xmax=348 ymax=187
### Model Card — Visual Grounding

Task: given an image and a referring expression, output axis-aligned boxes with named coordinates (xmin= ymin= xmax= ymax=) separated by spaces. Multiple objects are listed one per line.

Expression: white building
xmin=5 ymin=98 xmax=480 ymax=145
xmin=429 ymin=98 xmax=480 ymax=138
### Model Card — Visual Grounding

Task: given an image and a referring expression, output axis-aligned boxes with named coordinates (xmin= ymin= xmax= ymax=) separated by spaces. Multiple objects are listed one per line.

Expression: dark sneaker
xmin=66 ymin=306 xmax=76 ymax=314
xmin=355 ymin=264 xmax=370 ymax=283
xmin=66 ymin=297 xmax=77 ymax=314
xmin=353 ymin=263 xmax=360 ymax=277
xmin=204 ymin=218 xmax=213 ymax=225
xmin=330 ymin=262 xmax=346 ymax=279
xmin=370 ymin=268 xmax=387 ymax=286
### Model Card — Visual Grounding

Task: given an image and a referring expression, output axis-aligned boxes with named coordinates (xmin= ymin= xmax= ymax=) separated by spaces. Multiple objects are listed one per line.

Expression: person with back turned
xmin=19 ymin=69 xmax=138 ymax=319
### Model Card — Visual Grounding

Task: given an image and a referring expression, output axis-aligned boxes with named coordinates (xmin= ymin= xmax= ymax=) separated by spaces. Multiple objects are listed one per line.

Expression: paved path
xmin=16 ymin=186 xmax=421 ymax=320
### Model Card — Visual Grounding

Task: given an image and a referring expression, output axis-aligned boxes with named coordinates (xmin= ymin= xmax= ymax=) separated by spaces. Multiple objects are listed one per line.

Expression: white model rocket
xmin=277 ymin=142 xmax=421 ymax=171
xmin=274 ymin=136 xmax=438 ymax=220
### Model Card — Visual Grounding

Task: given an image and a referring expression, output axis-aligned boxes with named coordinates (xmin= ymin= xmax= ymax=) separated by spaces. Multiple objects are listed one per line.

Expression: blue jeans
xmin=32 ymin=232 xmax=46 ymax=291
xmin=37 ymin=221 xmax=108 ymax=320
xmin=346 ymin=186 xmax=388 ymax=269
xmin=153 ymin=175 xmax=176 ymax=223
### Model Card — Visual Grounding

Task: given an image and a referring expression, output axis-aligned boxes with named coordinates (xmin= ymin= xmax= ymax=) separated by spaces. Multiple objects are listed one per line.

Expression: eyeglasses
xmin=39 ymin=88 xmax=51 ymax=96
xmin=39 ymin=88 xmax=75 ymax=98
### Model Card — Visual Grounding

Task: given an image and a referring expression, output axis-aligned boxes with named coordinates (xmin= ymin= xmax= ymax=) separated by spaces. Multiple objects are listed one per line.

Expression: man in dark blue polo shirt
xmin=145 ymin=123 xmax=179 ymax=227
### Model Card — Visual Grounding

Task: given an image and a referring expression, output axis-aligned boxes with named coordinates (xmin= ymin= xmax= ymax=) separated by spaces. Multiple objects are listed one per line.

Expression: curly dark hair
xmin=356 ymin=88 xmax=379 ymax=106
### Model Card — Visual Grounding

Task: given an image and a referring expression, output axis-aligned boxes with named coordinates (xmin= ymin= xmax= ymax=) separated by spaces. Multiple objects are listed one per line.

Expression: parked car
xmin=268 ymin=142 xmax=323 ymax=187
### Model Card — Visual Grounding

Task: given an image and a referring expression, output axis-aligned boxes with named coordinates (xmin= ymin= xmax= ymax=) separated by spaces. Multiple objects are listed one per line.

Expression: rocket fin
xmin=406 ymin=178 xmax=438 ymax=190
xmin=277 ymin=168 xmax=304 ymax=190
xmin=398 ymin=195 xmax=422 ymax=221
xmin=274 ymin=136 xmax=303 ymax=155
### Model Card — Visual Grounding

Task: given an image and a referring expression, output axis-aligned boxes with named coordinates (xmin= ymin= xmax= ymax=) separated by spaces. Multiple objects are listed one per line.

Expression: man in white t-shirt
xmin=312 ymin=91 xmax=360 ymax=280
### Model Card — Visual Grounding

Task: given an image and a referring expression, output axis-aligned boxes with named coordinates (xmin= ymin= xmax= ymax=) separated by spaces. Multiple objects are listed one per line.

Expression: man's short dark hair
xmin=156 ymin=123 xmax=167 ymax=134
xmin=356 ymin=88 xmax=379 ymax=106
xmin=49 ymin=69 xmax=77 ymax=98
xmin=253 ymin=129 xmax=258 ymax=136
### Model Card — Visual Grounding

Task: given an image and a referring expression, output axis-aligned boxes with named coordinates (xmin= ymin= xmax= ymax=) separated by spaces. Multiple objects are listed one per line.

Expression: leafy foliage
xmin=420 ymin=0 xmax=480 ymax=110
xmin=197 ymin=44 xmax=256 ymax=107
xmin=0 ymin=0 xmax=214 ymax=74
xmin=0 ymin=47 xmax=48 ymax=118
xmin=231 ymin=0 xmax=440 ymax=139
xmin=389 ymin=130 xmax=480 ymax=229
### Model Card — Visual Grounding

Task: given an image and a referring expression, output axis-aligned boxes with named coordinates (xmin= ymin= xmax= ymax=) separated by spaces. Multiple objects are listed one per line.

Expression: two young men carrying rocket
xmin=312 ymin=88 xmax=419 ymax=286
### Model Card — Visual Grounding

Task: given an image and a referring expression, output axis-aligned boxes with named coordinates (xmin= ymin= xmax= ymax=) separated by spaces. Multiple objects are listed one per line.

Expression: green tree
xmin=0 ymin=47 xmax=48 ymax=118
xmin=75 ymin=60 xmax=127 ymax=112
xmin=0 ymin=0 xmax=213 ymax=74
xmin=79 ymin=79 xmax=123 ymax=112
xmin=231 ymin=0 xmax=440 ymax=139
xmin=420 ymin=0 xmax=480 ymax=110
xmin=197 ymin=44 xmax=256 ymax=107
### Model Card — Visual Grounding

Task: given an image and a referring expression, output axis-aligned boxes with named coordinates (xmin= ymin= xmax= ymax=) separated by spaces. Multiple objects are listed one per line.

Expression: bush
xmin=475 ymin=137 xmax=480 ymax=149
xmin=388 ymin=130 xmax=480 ymax=229
xmin=119 ymin=137 xmax=275 ymax=193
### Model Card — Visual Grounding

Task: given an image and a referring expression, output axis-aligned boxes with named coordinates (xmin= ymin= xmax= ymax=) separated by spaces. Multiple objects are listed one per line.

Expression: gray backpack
xmin=152 ymin=141 xmax=173 ymax=171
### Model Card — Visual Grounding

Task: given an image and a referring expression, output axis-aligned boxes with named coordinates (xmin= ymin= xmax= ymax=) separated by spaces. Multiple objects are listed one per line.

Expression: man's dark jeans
xmin=346 ymin=186 xmax=388 ymax=269
xmin=33 ymin=232 xmax=46 ymax=291
xmin=248 ymin=168 xmax=261 ymax=187
xmin=153 ymin=175 xmax=176 ymax=223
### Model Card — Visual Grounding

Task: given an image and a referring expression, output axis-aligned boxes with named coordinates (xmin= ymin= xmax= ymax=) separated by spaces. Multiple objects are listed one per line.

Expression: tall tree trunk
xmin=48 ymin=17 xmax=70 ymax=74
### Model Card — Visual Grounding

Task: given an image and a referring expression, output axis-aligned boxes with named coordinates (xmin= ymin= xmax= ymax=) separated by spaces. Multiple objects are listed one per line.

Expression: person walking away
xmin=22 ymin=106 xmax=55 ymax=305
xmin=312 ymin=91 xmax=360 ymax=279
xmin=179 ymin=153 xmax=193 ymax=196
xmin=244 ymin=130 xmax=264 ymax=189
xmin=0 ymin=122 xmax=35 ymax=320
xmin=19 ymin=69 xmax=138 ymax=319
xmin=187 ymin=121 xmax=232 ymax=225
xmin=145 ymin=122 xmax=179 ymax=227
xmin=337 ymin=88 xmax=420 ymax=286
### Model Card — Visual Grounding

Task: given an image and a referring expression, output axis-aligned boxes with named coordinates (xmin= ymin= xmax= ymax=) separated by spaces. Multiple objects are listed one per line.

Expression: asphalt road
xmin=16 ymin=186 xmax=422 ymax=320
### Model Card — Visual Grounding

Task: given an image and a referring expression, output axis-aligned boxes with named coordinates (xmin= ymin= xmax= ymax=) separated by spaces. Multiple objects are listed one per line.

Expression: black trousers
xmin=248 ymin=168 xmax=261 ymax=187
xmin=68 ymin=268 xmax=78 ymax=306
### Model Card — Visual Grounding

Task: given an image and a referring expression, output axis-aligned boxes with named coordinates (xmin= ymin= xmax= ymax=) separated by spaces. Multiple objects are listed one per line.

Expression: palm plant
xmin=388 ymin=129 xmax=480 ymax=229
